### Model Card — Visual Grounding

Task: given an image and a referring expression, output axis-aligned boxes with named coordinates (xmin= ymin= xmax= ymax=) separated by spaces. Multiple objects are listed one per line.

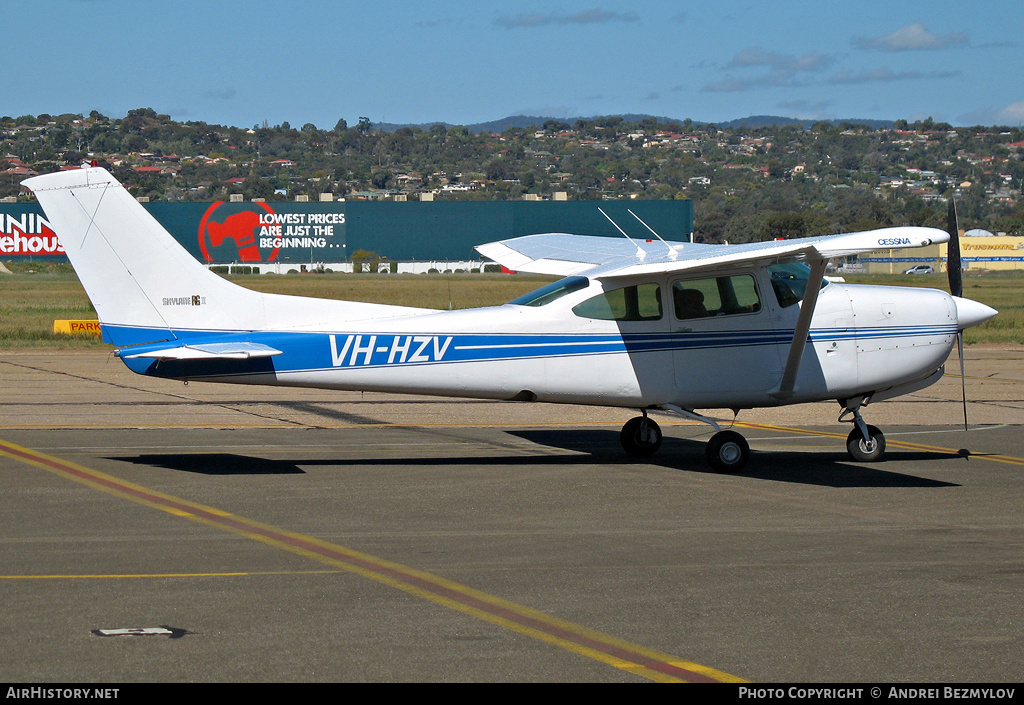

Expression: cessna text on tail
xmin=23 ymin=168 xmax=996 ymax=471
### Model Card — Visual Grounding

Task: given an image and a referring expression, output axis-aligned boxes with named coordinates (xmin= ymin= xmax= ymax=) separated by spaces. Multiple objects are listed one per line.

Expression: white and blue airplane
xmin=24 ymin=167 xmax=996 ymax=471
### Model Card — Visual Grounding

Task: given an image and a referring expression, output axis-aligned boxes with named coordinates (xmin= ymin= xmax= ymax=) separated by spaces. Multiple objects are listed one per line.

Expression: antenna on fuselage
xmin=598 ymin=207 xmax=645 ymax=258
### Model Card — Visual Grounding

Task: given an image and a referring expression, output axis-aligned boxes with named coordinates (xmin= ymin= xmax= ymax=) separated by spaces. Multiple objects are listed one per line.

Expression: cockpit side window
xmin=509 ymin=276 xmax=589 ymax=307
xmin=672 ymin=274 xmax=760 ymax=320
xmin=572 ymin=282 xmax=663 ymax=321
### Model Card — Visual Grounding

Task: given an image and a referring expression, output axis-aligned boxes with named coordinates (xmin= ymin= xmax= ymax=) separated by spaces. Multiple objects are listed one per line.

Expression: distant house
xmin=1 ymin=166 xmax=37 ymax=176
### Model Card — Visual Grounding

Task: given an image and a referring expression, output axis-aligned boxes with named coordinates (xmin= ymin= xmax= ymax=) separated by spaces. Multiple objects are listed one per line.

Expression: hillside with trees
xmin=2 ymin=109 xmax=1022 ymax=243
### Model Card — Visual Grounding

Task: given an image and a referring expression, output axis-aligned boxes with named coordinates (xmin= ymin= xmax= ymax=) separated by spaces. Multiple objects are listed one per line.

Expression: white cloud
xmin=513 ymin=104 xmax=575 ymax=117
xmin=829 ymin=67 xmax=960 ymax=84
xmin=203 ymin=88 xmax=237 ymax=100
xmin=957 ymin=107 xmax=998 ymax=125
xmin=777 ymin=100 xmax=833 ymax=119
xmin=494 ymin=9 xmax=640 ymax=29
xmin=727 ymin=47 xmax=834 ymax=73
xmin=958 ymin=102 xmax=1024 ymax=126
xmin=702 ymin=47 xmax=834 ymax=92
xmin=701 ymin=76 xmax=758 ymax=93
xmin=997 ymin=101 xmax=1024 ymax=124
xmin=853 ymin=23 xmax=968 ymax=51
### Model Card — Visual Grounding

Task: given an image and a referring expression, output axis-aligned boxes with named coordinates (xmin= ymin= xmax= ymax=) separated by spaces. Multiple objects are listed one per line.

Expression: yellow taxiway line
xmin=0 ymin=436 xmax=745 ymax=684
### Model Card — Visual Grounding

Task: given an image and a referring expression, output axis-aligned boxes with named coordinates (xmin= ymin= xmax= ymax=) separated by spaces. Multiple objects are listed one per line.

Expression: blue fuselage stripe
xmin=108 ymin=323 xmax=957 ymax=378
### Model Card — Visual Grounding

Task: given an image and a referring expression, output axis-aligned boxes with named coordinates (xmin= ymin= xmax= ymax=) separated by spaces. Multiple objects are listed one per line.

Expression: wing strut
xmin=771 ymin=257 xmax=829 ymax=400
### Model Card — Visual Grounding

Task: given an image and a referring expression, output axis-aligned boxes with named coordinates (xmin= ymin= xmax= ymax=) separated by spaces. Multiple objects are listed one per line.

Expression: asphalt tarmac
xmin=1 ymin=348 xmax=1022 ymax=683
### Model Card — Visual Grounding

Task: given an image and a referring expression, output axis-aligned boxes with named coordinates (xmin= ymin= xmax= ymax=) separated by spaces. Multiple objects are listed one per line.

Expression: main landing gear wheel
xmin=846 ymin=425 xmax=886 ymax=462
xmin=705 ymin=430 xmax=750 ymax=472
xmin=620 ymin=416 xmax=662 ymax=457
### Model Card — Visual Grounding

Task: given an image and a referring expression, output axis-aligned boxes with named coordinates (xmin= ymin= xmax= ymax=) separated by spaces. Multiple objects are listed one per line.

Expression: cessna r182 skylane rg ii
xmin=23 ymin=168 xmax=996 ymax=472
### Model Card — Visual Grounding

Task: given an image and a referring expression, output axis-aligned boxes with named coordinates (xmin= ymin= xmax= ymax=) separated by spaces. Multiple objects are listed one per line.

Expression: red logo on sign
xmin=197 ymin=201 xmax=280 ymax=263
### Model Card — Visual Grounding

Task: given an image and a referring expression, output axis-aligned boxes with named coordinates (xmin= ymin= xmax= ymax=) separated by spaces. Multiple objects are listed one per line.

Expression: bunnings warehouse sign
xmin=0 ymin=209 xmax=62 ymax=256
xmin=2 ymin=199 xmax=693 ymax=263
xmin=0 ymin=201 xmax=349 ymax=263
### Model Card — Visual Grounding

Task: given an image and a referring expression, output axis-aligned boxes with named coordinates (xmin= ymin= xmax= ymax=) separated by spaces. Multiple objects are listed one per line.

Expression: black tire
xmin=620 ymin=416 xmax=662 ymax=457
xmin=847 ymin=425 xmax=886 ymax=462
xmin=705 ymin=430 xmax=749 ymax=472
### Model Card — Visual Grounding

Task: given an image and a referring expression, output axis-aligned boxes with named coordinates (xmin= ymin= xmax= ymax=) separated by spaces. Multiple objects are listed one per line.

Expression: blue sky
xmin=8 ymin=1 xmax=1022 ymax=128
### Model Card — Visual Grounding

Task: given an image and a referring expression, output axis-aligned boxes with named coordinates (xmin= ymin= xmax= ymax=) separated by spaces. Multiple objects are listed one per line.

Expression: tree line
xmin=3 ymin=109 xmax=1022 ymax=242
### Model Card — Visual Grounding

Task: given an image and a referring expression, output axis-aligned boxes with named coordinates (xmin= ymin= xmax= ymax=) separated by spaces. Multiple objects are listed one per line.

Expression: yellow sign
xmin=53 ymin=320 xmax=101 ymax=336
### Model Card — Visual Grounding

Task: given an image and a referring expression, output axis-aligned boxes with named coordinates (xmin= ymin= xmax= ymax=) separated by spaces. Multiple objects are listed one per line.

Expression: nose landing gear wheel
xmin=620 ymin=416 xmax=662 ymax=457
xmin=846 ymin=425 xmax=885 ymax=462
xmin=706 ymin=430 xmax=749 ymax=472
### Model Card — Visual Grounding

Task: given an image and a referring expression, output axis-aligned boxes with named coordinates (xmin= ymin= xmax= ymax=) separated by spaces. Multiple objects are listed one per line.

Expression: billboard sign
xmin=2 ymin=198 xmax=693 ymax=263
xmin=196 ymin=201 xmax=347 ymax=263
xmin=0 ymin=207 xmax=63 ymax=256
xmin=0 ymin=200 xmax=349 ymax=263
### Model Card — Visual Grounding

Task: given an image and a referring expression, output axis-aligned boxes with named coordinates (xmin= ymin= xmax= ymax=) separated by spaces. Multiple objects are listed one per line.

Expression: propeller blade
xmin=947 ymin=199 xmax=962 ymax=298
xmin=957 ymin=332 xmax=968 ymax=431
xmin=948 ymin=199 xmax=967 ymax=429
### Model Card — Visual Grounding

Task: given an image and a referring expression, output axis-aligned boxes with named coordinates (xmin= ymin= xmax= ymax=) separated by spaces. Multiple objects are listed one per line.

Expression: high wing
xmin=475 ymin=227 xmax=948 ymax=279
xmin=479 ymin=225 xmax=950 ymax=403
xmin=475 ymin=234 xmax=690 ymax=276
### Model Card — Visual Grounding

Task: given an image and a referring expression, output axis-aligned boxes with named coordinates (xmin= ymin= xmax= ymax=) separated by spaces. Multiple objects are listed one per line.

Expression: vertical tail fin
xmin=23 ymin=168 xmax=266 ymax=346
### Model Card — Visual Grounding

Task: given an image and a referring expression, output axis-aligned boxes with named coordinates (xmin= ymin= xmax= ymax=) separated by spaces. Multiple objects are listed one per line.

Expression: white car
xmin=903 ymin=265 xmax=934 ymax=275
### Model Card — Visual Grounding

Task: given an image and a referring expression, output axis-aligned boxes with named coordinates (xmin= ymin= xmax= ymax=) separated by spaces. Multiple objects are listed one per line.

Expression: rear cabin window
xmin=572 ymin=283 xmax=663 ymax=321
xmin=672 ymin=274 xmax=761 ymax=320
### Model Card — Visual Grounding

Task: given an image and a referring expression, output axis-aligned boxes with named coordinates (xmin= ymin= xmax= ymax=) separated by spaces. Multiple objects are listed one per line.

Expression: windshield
xmin=767 ymin=262 xmax=827 ymax=307
xmin=509 ymin=276 xmax=589 ymax=307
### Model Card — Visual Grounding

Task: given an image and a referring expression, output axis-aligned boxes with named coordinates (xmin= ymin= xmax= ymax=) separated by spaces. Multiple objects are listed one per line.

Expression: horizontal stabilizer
xmin=122 ymin=342 xmax=283 ymax=361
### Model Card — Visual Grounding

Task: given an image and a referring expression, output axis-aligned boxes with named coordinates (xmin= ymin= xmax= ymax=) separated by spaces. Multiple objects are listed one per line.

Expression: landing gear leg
xmin=840 ymin=399 xmax=886 ymax=462
xmin=620 ymin=410 xmax=662 ymax=457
